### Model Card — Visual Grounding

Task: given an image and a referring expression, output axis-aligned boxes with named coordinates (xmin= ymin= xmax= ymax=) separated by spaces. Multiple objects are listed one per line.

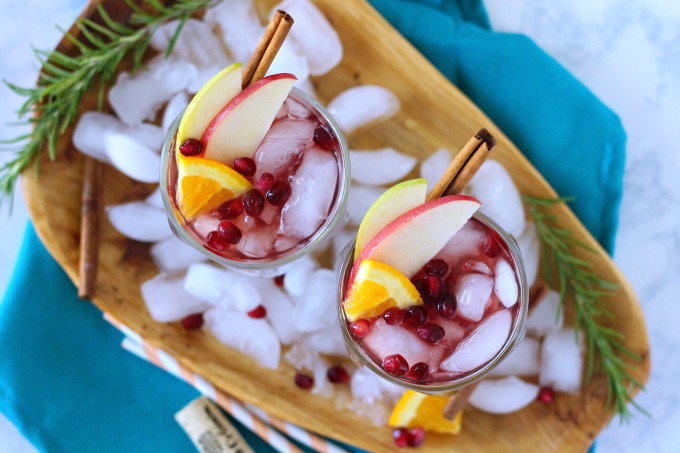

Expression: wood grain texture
xmin=21 ymin=0 xmax=650 ymax=451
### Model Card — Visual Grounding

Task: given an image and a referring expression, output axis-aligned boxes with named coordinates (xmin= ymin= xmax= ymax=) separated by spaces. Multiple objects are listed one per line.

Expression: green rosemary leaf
xmin=166 ymin=14 xmax=188 ymax=57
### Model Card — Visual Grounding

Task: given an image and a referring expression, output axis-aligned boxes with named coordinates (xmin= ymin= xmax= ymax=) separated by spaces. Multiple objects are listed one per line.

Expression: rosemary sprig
xmin=0 ymin=0 xmax=218 ymax=209
xmin=525 ymin=195 xmax=646 ymax=421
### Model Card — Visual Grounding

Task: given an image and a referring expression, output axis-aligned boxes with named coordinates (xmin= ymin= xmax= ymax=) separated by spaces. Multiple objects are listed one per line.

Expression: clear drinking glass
xmin=160 ymin=88 xmax=350 ymax=277
xmin=336 ymin=213 xmax=528 ymax=395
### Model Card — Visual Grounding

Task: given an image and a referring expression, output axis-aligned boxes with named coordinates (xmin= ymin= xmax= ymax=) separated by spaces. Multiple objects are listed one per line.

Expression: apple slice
xmin=354 ymin=178 xmax=427 ymax=260
xmin=176 ymin=62 xmax=242 ymax=153
xmin=352 ymin=195 xmax=481 ymax=282
xmin=202 ymin=73 xmax=297 ymax=165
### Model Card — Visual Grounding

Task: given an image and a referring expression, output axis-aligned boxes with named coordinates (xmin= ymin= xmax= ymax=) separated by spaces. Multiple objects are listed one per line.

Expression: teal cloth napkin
xmin=0 ymin=0 xmax=623 ymax=451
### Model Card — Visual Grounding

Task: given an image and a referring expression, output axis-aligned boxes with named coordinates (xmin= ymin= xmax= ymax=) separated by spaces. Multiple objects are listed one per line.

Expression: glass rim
xmin=336 ymin=212 xmax=529 ymax=395
xmin=160 ymin=87 xmax=351 ymax=273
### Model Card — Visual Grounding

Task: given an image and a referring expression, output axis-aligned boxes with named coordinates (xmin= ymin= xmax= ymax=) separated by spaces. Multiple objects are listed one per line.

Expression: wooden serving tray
xmin=22 ymin=0 xmax=650 ymax=451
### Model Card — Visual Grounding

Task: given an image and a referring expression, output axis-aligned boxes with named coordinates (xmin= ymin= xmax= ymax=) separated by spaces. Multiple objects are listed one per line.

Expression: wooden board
xmin=21 ymin=0 xmax=650 ymax=451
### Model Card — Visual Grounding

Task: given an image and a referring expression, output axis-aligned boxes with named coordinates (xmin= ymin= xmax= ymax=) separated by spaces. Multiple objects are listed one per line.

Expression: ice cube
xmin=311 ymin=355 xmax=333 ymax=396
xmin=273 ymin=0 xmax=342 ymax=75
xmin=162 ymin=91 xmax=189 ymax=133
xmin=540 ymin=328 xmax=583 ymax=393
xmin=236 ymin=225 xmax=277 ymax=259
xmin=125 ymin=122 xmax=165 ymax=152
xmin=257 ymin=280 xmax=303 ymax=345
xmin=494 ymin=259 xmax=519 ymax=308
xmin=284 ymin=342 xmax=318 ymax=371
xmin=459 ymin=259 xmax=492 ymax=275
xmin=332 ymin=227 xmax=358 ymax=262
xmin=293 ymin=268 xmax=337 ymax=332
xmin=301 ymin=319 xmax=348 ymax=357
xmin=184 ymin=263 xmax=261 ymax=312
xmin=454 ymin=274 xmax=494 ymax=322
xmin=106 ymin=201 xmax=173 ymax=242
xmin=434 ymin=320 xmax=465 ymax=349
xmin=362 ymin=319 xmax=431 ymax=368
xmin=103 ymin=132 xmax=160 ymax=183
xmin=517 ymin=221 xmax=540 ymax=287
xmin=145 ymin=187 xmax=164 ymax=210
xmin=266 ymin=38 xmax=310 ymax=85
xmin=327 ymin=85 xmax=399 ymax=135
xmin=204 ymin=309 xmax=281 ymax=369
xmin=526 ymin=290 xmax=563 ymax=337
xmin=150 ymin=18 xmax=230 ymax=71
xmin=253 ymin=118 xmax=314 ymax=179
xmin=441 ymin=309 xmax=512 ymax=373
xmin=420 ymin=148 xmax=452 ymax=192
xmin=284 ymin=97 xmax=311 ymax=120
xmin=150 ymin=236 xmax=206 ymax=273
xmin=347 ymin=184 xmax=386 ymax=226
xmin=141 ymin=273 xmax=210 ymax=322
xmin=280 ymin=146 xmax=338 ymax=239
xmin=187 ymin=66 xmax=225 ymax=94
xmin=192 ymin=216 xmax=220 ymax=240
xmin=487 ymin=336 xmax=540 ymax=377
xmin=295 ymin=78 xmax=316 ymax=98
xmin=351 ymin=367 xmax=404 ymax=404
xmin=72 ymin=111 xmax=122 ymax=163
xmin=469 ymin=376 xmax=539 ymax=414
xmin=466 ymin=160 xmax=525 ymax=237
xmin=281 ymin=254 xmax=318 ymax=298
xmin=349 ymin=148 xmax=417 ymax=186
xmin=434 ymin=220 xmax=487 ymax=263
xmin=204 ymin=0 xmax=263 ymax=64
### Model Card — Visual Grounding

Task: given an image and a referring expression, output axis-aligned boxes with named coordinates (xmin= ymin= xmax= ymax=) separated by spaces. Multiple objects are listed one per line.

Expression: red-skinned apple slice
xmin=202 ymin=73 xmax=296 ymax=165
xmin=350 ymin=195 xmax=481 ymax=286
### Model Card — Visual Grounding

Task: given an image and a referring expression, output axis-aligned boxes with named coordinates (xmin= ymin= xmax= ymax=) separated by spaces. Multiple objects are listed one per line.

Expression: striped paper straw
xmin=105 ymin=314 xmax=348 ymax=453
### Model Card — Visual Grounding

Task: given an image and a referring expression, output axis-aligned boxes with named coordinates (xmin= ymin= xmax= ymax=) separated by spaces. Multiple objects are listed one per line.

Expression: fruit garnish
xmin=343 ymin=259 xmax=422 ymax=322
xmin=176 ymin=155 xmax=252 ymax=219
xmin=389 ymin=390 xmax=463 ymax=435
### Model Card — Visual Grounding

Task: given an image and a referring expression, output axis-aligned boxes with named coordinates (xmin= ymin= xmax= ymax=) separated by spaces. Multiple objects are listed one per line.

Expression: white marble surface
xmin=1 ymin=0 xmax=678 ymax=451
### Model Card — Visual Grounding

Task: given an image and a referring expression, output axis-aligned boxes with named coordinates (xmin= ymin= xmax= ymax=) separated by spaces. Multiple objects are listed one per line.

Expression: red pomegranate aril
xmin=233 ymin=157 xmax=256 ymax=177
xmin=294 ymin=372 xmax=314 ymax=389
xmin=422 ymin=274 xmax=444 ymax=303
xmin=538 ymin=387 xmax=555 ymax=403
xmin=266 ymin=180 xmax=291 ymax=205
xmin=206 ymin=231 xmax=229 ymax=252
xmin=424 ymin=259 xmax=448 ymax=276
xmin=313 ymin=125 xmax=334 ymax=150
xmin=274 ymin=274 xmax=285 ymax=287
xmin=438 ymin=293 xmax=457 ymax=319
xmin=255 ymin=172 xmax=275 ymax=191
xmin=383 ymin=354 xmax=409 ymax=376
xmin=243 ymin=189 xmax=265 ymax=216
xmin=418 ymin=323 xmax=445 ymax=343
xmin=403 ymin=305 xmax=428 ymax=328
xmin=217 ymin=220 xmax=242 ymax=244
xmin=218 ymin=198 xmax=244 ymax=219
xmin=327 ymin=365 xmax=350 ymax=384
xmin=408 ymin=427 xmax=426 ymax=447
xmin=247 ymin=305 xmax=267 ymax=319
xmin=392 ymin=428 xmax=409 ymax=448
xmin=408 ymin=362 xmax=429 ymax=380
xmin=181 ymin=313 xmax=204 ymax=330
xmin=350 ymin=319 xmax=371 ymax=338
xmin=383 ymin=307 xmax=404 ymax=325
xmin=178 ymin=138 xmax=203 ymax=156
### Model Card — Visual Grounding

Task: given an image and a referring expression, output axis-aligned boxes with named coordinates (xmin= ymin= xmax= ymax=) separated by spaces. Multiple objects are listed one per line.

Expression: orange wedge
xmin=176 ymin=155 xmax=252 ymax=219
xmin=389 ymin=390 xmax=463 ymax=434
xmin=343 ymin=259 xmax=422 ymax=322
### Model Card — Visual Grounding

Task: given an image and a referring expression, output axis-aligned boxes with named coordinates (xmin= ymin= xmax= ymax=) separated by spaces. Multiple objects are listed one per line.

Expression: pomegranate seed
xmin=538 ymin=387 xmax=555 ymax=403
xmin=233 ymin=157 xmax=256 ymax=177
xmin=266 ymin=180 xmax=291 ymax=205
xmin=313 ymin=125 xmax=334 ymax=150
xmin=424 ymin=259 xmax=448 ymax=276
xmin=408 ymin=362 xmax=429 ymax=380
xmin=327 ymin=365 xmax=350 ymax=384
xmin=383 ymin=307 xmax=404 ymax=325
xmin=181 ymin=313 xmax=204 ymax=330
xmin=392 ymin=428 xmax=409 ymax=448
xmin=418 ymin=323 xmax=445 ymax=343
xmin=247 ymin=305 xmax=267 ymax=319
xmin=402 ymin=306 xmax=428 ymax=328
xmin=217 ymin=220 xmax=242 ymax=244
xmin=218 ymin=198 xmax=244 ymax=219
xmin=243 ymin=189 xmax=265 ymax=216
xmin=206 ymin=231 xmax=229 ymax=252
xmin=408 ymin=427 xmax=426 ymax=447
xmin=383 ymin=354 xmax=409 ymax=376
xmin=349 ymin=319 xmax=371 ymax=338
xmin=294 ymin=373 xmax=314 ymax=389
xmin=178 ymin=138 xmax=203 ymax=156
xmin=255 ymin=172 xmax=275 ymax=191
xmin=437 ymin=293 xmax=457 ymax=319
xmin=422 ymin=274 xmax=444 ymax=303
xmin=274 ymin=275 xmax=285 ymax=287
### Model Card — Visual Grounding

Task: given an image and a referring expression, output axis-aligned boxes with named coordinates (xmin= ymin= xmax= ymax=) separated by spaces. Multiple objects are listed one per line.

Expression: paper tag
xmin=175 ymin=397 xmax=254 ymax=453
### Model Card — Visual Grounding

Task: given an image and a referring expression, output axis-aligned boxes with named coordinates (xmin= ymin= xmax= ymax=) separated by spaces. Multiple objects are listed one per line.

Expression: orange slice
xmin=343 ymin=259 xmax=422 ymax=322
xmin=389 ymin=390 xmax=463 ymax=434
xmin=176 ymin=155 xmax=252 ymax=219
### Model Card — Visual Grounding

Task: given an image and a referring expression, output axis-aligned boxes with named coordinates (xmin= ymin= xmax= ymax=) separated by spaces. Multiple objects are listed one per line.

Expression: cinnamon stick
xmin=78 ymin=157 xmax=102 ymax=299
xmin=242 ymin=10 xmax=294 ymax=88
